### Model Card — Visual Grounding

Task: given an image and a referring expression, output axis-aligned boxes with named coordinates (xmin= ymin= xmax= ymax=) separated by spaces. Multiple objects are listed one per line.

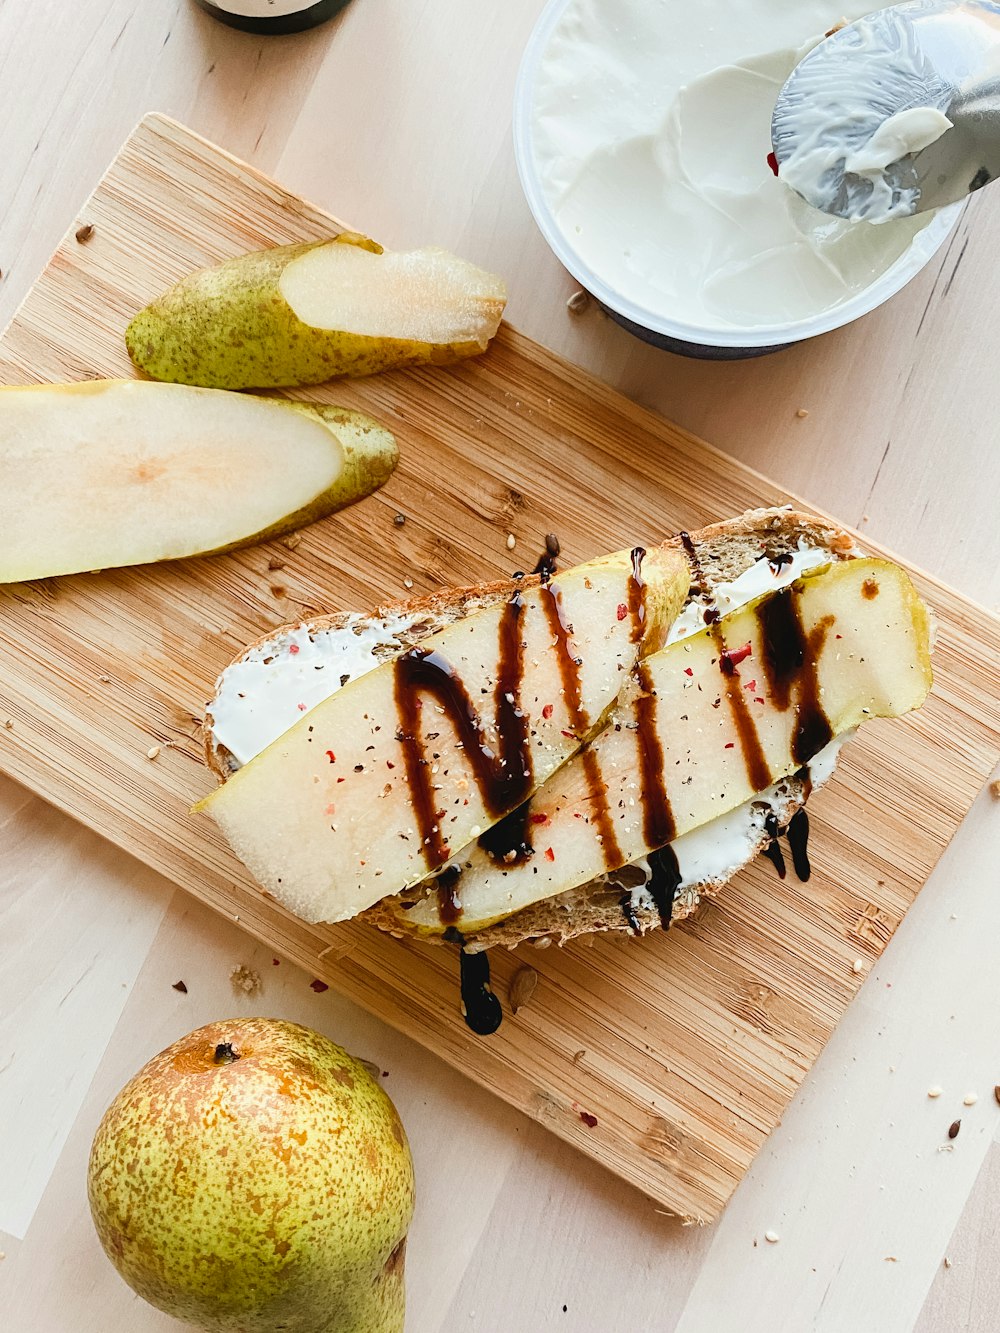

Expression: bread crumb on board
xmin=230 ymin=964 xmax=261 ymax=997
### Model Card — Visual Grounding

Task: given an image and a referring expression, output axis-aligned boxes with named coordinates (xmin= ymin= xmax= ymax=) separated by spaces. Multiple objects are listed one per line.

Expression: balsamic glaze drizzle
xmin=444 ymin=927 xmax=503 ymax=1035
xmin=786 ymin=810 xmax=811 ymax=881
xmin=434 ymin=865 xmax=463 ymax=925
xmin=619 ymin=893 xmax=643 ymax=935
xmin=762 ymin=806 xmax=812 ymax=883
xmin=394 ymin=588 xmax=533 ymax=896
xmin=756 ymin=590 xmax=834 ymax=765
xmin=646 ymin=845 xmax=682 ymax=929
xmin=679 ymin=532 xmax=772 ymax=792
xmin=762 ymin=812 xmax=786 ymax=879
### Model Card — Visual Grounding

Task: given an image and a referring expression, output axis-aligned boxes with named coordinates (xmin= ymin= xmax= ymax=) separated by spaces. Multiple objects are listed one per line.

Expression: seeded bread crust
xmin=203 ymin=508 xmax=859 ymax=950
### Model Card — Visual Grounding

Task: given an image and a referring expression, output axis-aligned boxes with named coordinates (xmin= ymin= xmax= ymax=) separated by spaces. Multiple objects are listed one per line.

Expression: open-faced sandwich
xmin=196 ymin=507 xmax=933 ymax=1032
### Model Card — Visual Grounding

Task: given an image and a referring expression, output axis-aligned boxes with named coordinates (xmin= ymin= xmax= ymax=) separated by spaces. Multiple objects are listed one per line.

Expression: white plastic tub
xmin=513 ymin=0 xmax=961 ymax=360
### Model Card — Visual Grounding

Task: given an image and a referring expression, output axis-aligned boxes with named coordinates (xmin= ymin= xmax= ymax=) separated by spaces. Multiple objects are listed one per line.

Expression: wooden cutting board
xmin=1 ymin=114 xmax=998 ymax=1224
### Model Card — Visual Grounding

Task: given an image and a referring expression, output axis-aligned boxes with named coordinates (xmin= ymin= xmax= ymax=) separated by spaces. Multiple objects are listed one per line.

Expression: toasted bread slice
xmin=203 ymin=508 xmax=859 ymax=949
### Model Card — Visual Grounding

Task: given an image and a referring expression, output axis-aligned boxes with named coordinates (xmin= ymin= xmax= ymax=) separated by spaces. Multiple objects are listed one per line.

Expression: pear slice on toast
xmin=392 ymin=558 xmax=933 ymax=934
xmin=196 ymin=545 xmax=690 ymax=923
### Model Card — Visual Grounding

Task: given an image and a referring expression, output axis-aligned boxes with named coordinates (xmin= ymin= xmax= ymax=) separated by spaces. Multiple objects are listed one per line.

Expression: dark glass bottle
xmin=193 ymin=0 xmax=352 ymax=35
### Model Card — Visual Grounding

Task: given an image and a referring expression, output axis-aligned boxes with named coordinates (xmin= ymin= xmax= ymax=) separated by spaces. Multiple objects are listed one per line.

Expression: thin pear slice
xmin=394 ymin=558 xmax=933 ymax=934
xmin=126 ymin=233 xmax=508 ymax=390
xmin=0 ymin=381 xmax=397 ymax=583
xmin=196 ymin=545 xmax=690 ymax=923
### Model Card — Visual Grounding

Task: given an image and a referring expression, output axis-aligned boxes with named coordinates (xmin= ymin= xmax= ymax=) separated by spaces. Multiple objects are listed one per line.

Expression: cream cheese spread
xmin=777 ymin=9 xmax=953 ymax=223
xmin=209 ymin=543 xmax=852 ymax=901
xmin=209 ymin=611 xmax=422 ymax=766
xmin=665 ymin=541 xmax=831 ymax=644
xmin=529 ymin=0 xmax=939 ymax=330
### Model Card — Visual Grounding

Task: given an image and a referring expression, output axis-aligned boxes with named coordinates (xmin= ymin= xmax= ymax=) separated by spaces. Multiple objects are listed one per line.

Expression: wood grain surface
xmin=1 ymin=113 xmax=998 ymax=1224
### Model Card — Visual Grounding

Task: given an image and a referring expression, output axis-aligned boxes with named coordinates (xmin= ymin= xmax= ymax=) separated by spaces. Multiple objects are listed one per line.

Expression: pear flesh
xmin=394 ymin=558 xmax=933 ymax=934
xmin=87 ymin=1018 xmax=414 ymax=1333
xmin=125 ymin=233 xmax=508 ymax=390
xmin=0 ymin=380 xmax=397 ymax=582
xmin=196 ymin=546 xmax=691 ymax=923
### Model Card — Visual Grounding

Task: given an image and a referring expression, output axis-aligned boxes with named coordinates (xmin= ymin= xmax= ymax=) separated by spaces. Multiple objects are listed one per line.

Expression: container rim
xmin=513 ymin=0 xmax=963 ymax=351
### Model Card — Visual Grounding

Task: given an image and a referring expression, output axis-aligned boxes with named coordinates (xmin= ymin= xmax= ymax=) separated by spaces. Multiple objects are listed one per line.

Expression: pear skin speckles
xmin=87 ymin=1017 xmax=414 ymax=1332
xmin=125 ymin=236 xmax=505 ymax=391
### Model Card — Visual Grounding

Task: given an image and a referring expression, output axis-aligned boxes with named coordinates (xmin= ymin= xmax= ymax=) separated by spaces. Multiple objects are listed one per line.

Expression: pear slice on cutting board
xmin=0 ymin=380 xmax=397 ymax=583
xmin=195 ymin=545 xmax=691 ymax=923
xmin=125 ymin=232 xmax=508 ymax=390
xmin=393 ymin=558 xmax=933 ymax=934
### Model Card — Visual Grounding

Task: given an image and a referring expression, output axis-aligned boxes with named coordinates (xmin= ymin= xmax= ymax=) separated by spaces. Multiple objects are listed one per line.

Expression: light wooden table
xmin=1 ymin=3 xmax=998 ymax=1330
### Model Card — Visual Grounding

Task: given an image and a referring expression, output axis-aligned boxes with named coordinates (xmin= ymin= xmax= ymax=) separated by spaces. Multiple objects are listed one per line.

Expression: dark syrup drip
xmin=532 ymin=532 xmax=561 ymax=580
xmin=756 ymin=589 xmax=835 ymax=765
xmin=762 ymin=802 xmax=812 ymax=884
xmin=477 ymin=802 xmax=534 ymax=866
xmin=444 ymin=927 xmax=503 ymax=1035
xmin=646 ymin=844 xmax=682 ymax=929
xmin=540 ymin=576 xmax=628 ymax=867
xmin=635 ymin=672 xmax=675 ymax=846
xmin=628 ymin=546 xmax=647 ymax=642
xmin=679 ymin=532 xmax=771 ymax=792
xmin=619 ymin=894 xmax=642 ymax=935
xmin=394 ymin=589 xmax=533 ymax=894
xmin=434 ymin=865 xmax=462 ymax=925
xmin=786 ymin=810 xmax=811 ymax=881
xmin=762 ymin=812 xmax=786 ymax=879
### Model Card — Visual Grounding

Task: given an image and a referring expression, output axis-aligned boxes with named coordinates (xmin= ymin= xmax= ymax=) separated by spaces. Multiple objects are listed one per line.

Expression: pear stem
xmin=213 ymin=1042 xmax=240 ymax=1065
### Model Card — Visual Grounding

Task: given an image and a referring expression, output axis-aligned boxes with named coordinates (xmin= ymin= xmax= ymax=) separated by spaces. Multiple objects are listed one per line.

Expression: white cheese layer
xmin=529 ymin=0 xmax=938 ymax=330
xmin=209 ymin=612 xmax=422 ymax=766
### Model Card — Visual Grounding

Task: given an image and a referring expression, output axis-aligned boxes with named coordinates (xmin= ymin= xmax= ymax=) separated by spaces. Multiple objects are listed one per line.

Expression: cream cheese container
xmin=514 ymin=0 xmax=962 ymax=358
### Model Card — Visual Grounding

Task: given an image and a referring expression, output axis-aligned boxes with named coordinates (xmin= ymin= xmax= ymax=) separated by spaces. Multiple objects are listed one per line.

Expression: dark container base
xmin=599 ymin=300 xmax=789 ymax=361
xmin=193 ymin=0 xmax=351 ymax=34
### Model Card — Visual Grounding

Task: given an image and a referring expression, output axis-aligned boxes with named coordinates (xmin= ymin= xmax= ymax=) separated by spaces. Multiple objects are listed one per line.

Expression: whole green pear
xmin=87 ymin=1017 xmax=415 ymax=1332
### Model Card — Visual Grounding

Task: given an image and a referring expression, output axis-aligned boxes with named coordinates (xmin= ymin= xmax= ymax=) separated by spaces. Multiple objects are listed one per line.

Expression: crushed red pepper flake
xmin=684 ymin=667 xmax=694 ymax=677
xmin=616 ymin=603 xmax=628 ymax=621
xmin=288 ymin=643 xmax=300 ymax=655
xmin=171 ymin=980 xmax=188 ymax=993
xmin=579 ymin=1111 xmax=598 ymax=1128
xmin=544 ymin=847 xmax=555 ymax=861
xmin=310 ymin=979 xmax=329 ymax=993
xmin=325 ymin=750 xmax=336 ymax=763
xmin=531 ymin=813 xmax=550 ymax=825
xmin=542 ymin=704 xmax=554 ymax=719
xmin=722 ymin=641 xmax=752 ymax=670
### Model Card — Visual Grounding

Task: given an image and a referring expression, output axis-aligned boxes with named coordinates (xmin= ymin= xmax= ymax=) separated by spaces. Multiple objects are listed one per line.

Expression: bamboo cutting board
xmin=1 ymin=114 xmax=998 ymax=1223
